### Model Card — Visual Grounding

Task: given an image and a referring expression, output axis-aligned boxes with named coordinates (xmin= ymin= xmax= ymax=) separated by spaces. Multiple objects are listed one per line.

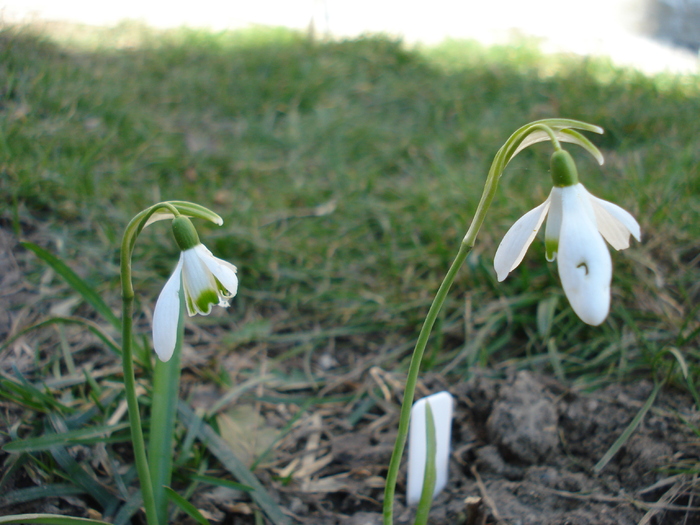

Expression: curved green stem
xmin=119 ymin=295 xmax=160 ymax=525
xmin=529 ymin=123 xmax=562 ymax=151
xmin=382 ymin=242 xmax=469 ymax=524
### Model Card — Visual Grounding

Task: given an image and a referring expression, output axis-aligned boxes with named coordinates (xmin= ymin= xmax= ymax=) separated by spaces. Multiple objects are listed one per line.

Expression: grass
xmin=1 ymin=20 xmax=699 ymax=522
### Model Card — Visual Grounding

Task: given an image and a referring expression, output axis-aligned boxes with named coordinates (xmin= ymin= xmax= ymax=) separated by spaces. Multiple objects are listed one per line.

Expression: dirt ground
xmin=242 ymin=370 xmax=700 ymax=525
xmin=2 ymin=224 xmax=700 ymax=525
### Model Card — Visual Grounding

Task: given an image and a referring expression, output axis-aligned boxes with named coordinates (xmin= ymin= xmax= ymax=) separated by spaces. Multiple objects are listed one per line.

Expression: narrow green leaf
xmin=0 ymin=514 xmax=112 ymax=525
xmin=536 ymin=296 xmax=558 ymax=340
xmin=547 ymin=338 xmax=566 ymax=382
xmin=0 ymin=484 xmax=85 ymax=507
xmin=664 ymin=347 xmax=689 ymax=379
xmin=414 ymin=403 xmax=437 ymax=525
xmin=112 ymin=490 xmax=143 ymax=525
xmin=0 ymin=316 xmax=121 ymax=356
xmin=3 ymin=423 xmax=130 ymax=453
xmin=165 ymin=486 xmax=211 ymax=525
xmin=188 ymin=474 xmax=253 ymax=493
xmin=594 ymin=380 xmax=663 ymax=474
xmin=5 ymin=369 xmax=71 ymax=414
xmin=149 ymin=286 xmax=185 ymax=525
xmin=48 ymin=415 xmax=118 ymax=514
xmin=178 ymin=402 xmax=291 ymax=525
xmin=49 ymin=445 xmax=118 ymax=513
xmin=21 ymin=242 xmax=121 ymax=330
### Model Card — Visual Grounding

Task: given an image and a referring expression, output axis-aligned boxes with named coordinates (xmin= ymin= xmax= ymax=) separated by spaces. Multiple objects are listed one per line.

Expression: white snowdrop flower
xmin=494 ymin=150 xmax=640 ymax=326
xmin=152 ymin=216 xmax=238 ymax=361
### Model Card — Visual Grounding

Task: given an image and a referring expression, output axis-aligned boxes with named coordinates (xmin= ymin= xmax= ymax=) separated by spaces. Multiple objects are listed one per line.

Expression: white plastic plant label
xmin=406 ymin=391 xmax=454 ymax=505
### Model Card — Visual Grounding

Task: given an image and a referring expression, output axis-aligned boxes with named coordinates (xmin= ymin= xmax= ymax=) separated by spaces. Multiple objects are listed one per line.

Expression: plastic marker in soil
xmin=406 ymin=391 xmax=454 ymax=505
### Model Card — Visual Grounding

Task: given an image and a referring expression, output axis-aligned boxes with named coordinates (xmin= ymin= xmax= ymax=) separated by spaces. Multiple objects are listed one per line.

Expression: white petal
xmin=494 ymin=198 xmax=551 ymax=281
xmin=544 ymin=187 xmax=563 ymax=262
xmin=181 ymin=247 xmax=219 ymax=316
xmin=557 ymin=187 xmax=612 ymax=326
xmin=583 ymin=189 xmax=641 ymax=250
xmin=193 ymin=244 xmax=239 ymax=299
xmin=152 ymin=256 xmax=183 ymax=362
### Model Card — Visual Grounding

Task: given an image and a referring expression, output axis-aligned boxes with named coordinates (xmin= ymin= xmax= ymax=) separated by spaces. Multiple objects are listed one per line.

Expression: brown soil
xmin=252 ymin=370 xmax=700 ymax=525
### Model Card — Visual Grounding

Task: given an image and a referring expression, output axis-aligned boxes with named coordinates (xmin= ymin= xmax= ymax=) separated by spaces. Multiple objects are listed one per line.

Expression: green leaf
xmin=594 ymin=380 xmax=663 ymax=474
xmin=165 ymin=486 xmax=211 ymax=525
xmin=21 ymin=242 xmax=121 ymax=330
xmin=0 ymin=484 xmax=85 ymax=507
xmin=663 ymin=347 xmax=689 ymax=379
xmin=178 ymin=402 xmax=291 ymax=525
xmin=536 ymin=296 xmax=558 ymax=340
xmin=49 ymin=445 xmax=118 ymax=513
xmin=0 ymin=316 xmax=121 ymax=356
xmin=414 ymin=402 xmax=437 ymax=525
xmin=188 ymin=474 xmax=253 ymax=493
xmin=3 ymin=423 xmax=131 ymax=453
xmin=0 ymin=514 xmax=112 ymax=525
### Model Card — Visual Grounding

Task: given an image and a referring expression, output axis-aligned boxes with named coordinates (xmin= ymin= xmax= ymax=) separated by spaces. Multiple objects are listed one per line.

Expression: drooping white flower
xmin=152 ymin=217 xmax=238 ymax=361
xmin=494 ymin=151 xmax=640 ymax=326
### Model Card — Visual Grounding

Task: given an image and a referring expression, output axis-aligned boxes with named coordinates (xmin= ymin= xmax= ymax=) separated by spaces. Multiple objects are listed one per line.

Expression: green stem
xmin=120 ymin=294 xmax=160 ymax=525
xmin=530 ymin=123 xmax=562 ymax=151
xmin=382 ymin=242 xmax=469 ymax=525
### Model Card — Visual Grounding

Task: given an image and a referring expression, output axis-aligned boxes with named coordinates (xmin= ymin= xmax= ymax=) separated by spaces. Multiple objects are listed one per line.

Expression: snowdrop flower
xmin=152 ymin=216 xmax=238 ymax=361
xmin=494 ymin=150 xmax=640 ymax=326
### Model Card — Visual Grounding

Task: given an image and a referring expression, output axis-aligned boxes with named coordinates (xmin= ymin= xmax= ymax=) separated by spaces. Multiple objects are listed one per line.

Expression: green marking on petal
xmin=196 ymin=289 xmax=219 ymax=314
xmin=215 ymin=278 xmax=231 ymax=296
xmin=545 ymin=238 xmax=558 ymax=262
xmin=186 ymin=292 xmax=196 ymax=316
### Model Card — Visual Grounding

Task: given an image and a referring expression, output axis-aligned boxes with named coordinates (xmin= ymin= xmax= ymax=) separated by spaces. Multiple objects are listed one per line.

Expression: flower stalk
xmin=382 ymin=119 xmax=612 ymax=524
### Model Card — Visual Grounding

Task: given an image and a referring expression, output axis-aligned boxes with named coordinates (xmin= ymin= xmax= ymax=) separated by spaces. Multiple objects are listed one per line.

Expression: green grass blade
xmin=49 ymin=445 xmax=118 ymax=513
xmin=0 ymin=317 xmax=121 ymax=355
xmin=0 ymin=484 xmax=85 ymax=507
xmin=188 ymin=474 xmax=253 ymax=492
xmin=21 ymin=242 xmax=121 ymax=330
xmin=593 ymin=380 xmax=663 ymax=474
xmin=3 ymin=422 xmax=130 ymax=453
xmin=0 ymin=515 xmax=112 ymax=525
xmin=112 ymin=490 xmax=144 ymax=525
xmin=178 ymin=402 xmax=290 ymax=525
xmin=164 ymin=486 xmax=211 ymax=525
